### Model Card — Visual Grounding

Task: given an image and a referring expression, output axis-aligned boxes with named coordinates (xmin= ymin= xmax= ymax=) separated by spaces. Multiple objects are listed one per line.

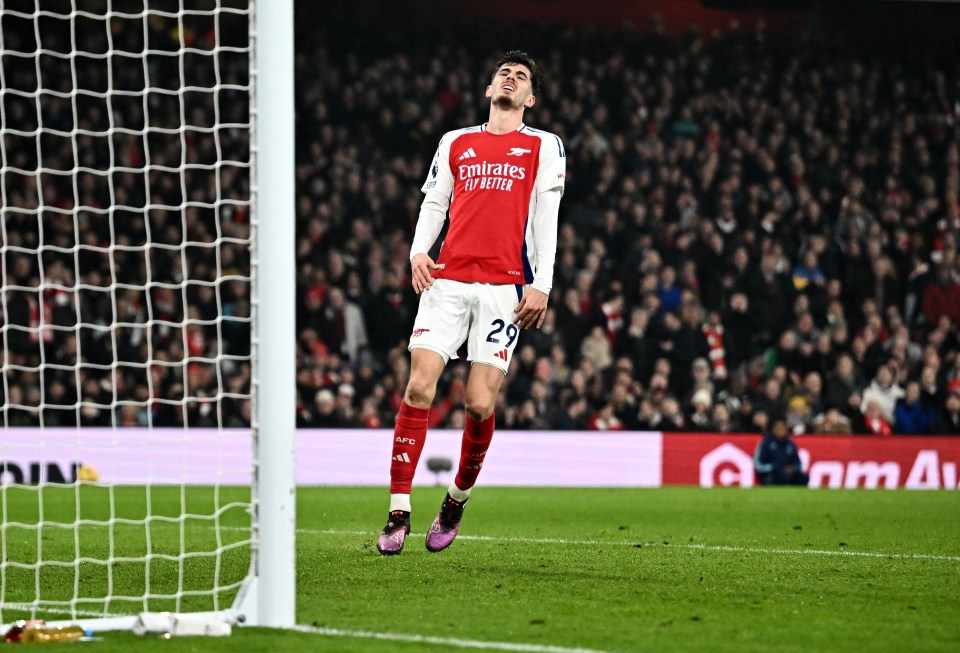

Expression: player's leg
xmin=378 ymin=279 xmax=467 ymax=555
xmin=378 ymin=349 xmax=445 ymax=555
xmin=426 ymin=284 xmax=516 ymax=552
xmin=457 ymin=362 xmax=503 ymax=490
xmin=390 ymin=348 xmax=446 ymax=500
xmin=425 ymin=363 xmax=505 ymax=553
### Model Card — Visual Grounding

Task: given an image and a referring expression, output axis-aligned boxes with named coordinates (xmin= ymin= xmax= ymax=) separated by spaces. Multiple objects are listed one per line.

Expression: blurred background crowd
xmin=3 ymin=0 xmax=960 ymax=435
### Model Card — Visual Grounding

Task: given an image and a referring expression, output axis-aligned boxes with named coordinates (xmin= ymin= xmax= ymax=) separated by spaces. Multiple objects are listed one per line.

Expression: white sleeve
xmin=529 ymin=187 xmax=562 ymax=295
xmin=535 ymin=133 xmax=566 ymax=195
xmin=411 ymin=135 xmax=455 ymax=260
xmin=409 ymin=190 xmax=449 ymax=260
xmin=528 ymin=133 xmax=565 ymax=294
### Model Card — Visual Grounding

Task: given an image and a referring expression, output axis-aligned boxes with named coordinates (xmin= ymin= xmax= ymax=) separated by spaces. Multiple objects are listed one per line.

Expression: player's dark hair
xmin=494 ymin=50 xmax=542 ymax=98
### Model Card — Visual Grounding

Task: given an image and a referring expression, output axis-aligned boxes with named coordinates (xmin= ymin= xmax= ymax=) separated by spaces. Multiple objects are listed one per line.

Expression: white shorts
xmin=408 ymin=278 xmax=524 ymax=373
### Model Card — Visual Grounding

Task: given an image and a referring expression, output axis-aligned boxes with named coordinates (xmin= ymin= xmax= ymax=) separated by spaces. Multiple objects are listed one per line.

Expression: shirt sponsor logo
xmin=458 ymin=161 xmax=526 ymax=181
xmin=458 ymin=160 xmax=527 ymax=193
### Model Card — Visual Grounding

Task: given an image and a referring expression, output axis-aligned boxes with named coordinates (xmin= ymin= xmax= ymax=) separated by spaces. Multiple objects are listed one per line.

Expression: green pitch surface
xmin=3 ymin=486 xmax=960 ymax=652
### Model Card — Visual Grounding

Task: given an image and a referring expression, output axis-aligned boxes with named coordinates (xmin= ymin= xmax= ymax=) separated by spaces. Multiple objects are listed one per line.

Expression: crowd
xmin=2 ymin=5 xmax=253 ymax=429
xmin=294 ymin=19 xmax=960 ymax=436
xmin=3 ymin=10 xmax=960 ymax=435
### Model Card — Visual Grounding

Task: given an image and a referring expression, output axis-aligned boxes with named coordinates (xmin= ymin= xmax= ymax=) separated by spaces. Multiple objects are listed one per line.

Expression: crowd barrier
xmin=2 ymin=428 xmax=959 ymax=489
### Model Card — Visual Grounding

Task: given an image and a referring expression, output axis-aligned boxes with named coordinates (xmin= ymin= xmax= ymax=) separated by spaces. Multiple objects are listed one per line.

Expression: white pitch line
xmin=651 ymin=541 xmax=960 ymax=562
xmin=250 ymin=526 xmax=960 ymax=562
xmin=3 ymin=603 xmax=112 ymax=619
xmin=460 ymin=534 xmax=960 ymax=562
xmin=293 ymin=625 xmax=613 ymax=653
xmin=3 ymin=603 xmax=614 ymax=653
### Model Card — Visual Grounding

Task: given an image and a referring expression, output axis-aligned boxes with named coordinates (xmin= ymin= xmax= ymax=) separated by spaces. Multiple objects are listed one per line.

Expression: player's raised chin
xmin=485 ymin=80 xmax=536 ymax=110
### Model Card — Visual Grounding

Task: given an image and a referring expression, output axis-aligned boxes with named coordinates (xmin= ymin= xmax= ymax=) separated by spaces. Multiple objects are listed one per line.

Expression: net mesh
xmin=1 ymin=0 xmax=255 ymax=623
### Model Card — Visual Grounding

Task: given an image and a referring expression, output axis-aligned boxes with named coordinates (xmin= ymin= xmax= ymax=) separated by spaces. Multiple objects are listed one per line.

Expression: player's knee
xmin=404 ymin=377 xmax=436 ymax=408
xmin=464 ymin=396 xmax=494 ymax=422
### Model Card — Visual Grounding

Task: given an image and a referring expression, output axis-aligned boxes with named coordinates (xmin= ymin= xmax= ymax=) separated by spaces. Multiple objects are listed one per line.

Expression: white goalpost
xmin=0 ymin=0 xmax=295 ymax=632
xmin=243 ymin=0 xmax=296 ymax=630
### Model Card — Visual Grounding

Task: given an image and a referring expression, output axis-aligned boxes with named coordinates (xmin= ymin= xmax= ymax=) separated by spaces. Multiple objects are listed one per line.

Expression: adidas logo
xmin=392 ymin=453 xmax=411 ymax=463
xmin=494 ymin=349 xmax=508 ymax=361
xmin=458 ymin=148 xmax=477 ymax=161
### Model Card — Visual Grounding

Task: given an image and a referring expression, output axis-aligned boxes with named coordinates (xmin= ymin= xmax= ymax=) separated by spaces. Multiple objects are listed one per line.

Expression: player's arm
xmin=513 ymin=187 xmax=561 ymax=329
xmin=514 ymin=135 xmax=565 ymax=330
xmin=410 ymin=136 xmax=455 ymax=293
xmin=410 ymin=191 xmax=449 ymax=293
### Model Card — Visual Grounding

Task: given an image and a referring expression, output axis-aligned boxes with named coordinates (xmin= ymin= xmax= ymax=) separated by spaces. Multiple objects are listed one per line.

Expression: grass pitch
xmin=2 ymin=485 xmax=959 ymax=652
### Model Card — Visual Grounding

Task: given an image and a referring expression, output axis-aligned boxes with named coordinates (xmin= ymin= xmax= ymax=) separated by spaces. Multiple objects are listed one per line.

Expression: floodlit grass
xmin=1 ymin=485 xmax=252 ymax=617
xmin=3 ymin=486 xmax=960 ymax=652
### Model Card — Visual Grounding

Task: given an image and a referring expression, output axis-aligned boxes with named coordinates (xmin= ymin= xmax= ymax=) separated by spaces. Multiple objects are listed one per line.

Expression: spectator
xmin=860 ymin=363 xmax=905 ymax=424
xmin=755 ymin=377 xmax=787 ymax=422
xmin=858 ymin=398 xmax=893 ymax=437
xmin=655 ymin=266 xmax=682 ymax=313
xmin=319 ymin=287 xmax=369 ymax=363
xmin=580 ymin=326 xmax=613 ymax=372
xmin=688 ymin=389 xmax=713 ymax=430
xmin=919 ymin=364 xmax=943 ymax=407
xmin=869 ymin=256 xmax=902 ymax=317
xmin=798 ymin=371 xmax=827 ymax=417
xmin=792 ymin=250 xmax=825 ymax=293
xmin=710 ymin=402 xmax=737 ymax=433
xmin=721 ymin=292 xmax=754 ymax=372
xmin=747 ymin=252 xmax=795 ymax=348
xmin=554 ymin=395 xmax=589 ymax=430
xmin=826 ymin=354 xmax=862 ymax=417
xmin=589 ymin=402 xmax=625 ymax=431
xmin=811 ymin=408 xmax=853 ymax=434
xmin=657 ymin=396 xmax=686 ymax=432
xmin=934 ymin=391 xmax=960 ymax=435
xmin=754 ymin=418 xmax=809 ymax=486
xmin=893 ymin=381 xmax=937 ymax=435
xmin=311 ymin=389 xmax=341 ymax=427
xmin=615 ymin=307 xmax=653 ymax=377
xmin=785 ymin=395 xmax=811 ymax=435
xmin=689 ymin=357 xmax=715 ymax=403
xmin=921 ymin=264 xmax=960 ymax=326
xmin=700 ymin=310 xmax=728 ymax=380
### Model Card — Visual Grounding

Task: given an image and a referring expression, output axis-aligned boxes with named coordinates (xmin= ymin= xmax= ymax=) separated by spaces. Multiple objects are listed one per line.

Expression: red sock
xmin=389 ymin=401 xmax=429 ymax=494
xmin=454 ymin=412 xmax=495 ymax=491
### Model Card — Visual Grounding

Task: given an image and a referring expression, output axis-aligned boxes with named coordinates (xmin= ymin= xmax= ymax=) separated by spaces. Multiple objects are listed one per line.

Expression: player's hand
xmin=411 ymin=253 xmax=441 ymax=294
xmin=514 ymin=287 xmax=548 ymax=330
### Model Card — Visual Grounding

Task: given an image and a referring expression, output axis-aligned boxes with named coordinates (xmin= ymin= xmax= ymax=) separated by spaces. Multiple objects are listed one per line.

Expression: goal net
xmin=0 ymin=0 xmax=294 ymax=631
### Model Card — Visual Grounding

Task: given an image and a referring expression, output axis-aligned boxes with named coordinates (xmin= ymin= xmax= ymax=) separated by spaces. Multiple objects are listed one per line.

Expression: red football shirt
xmin=417 ymin=124 xmax=566 ymax=286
